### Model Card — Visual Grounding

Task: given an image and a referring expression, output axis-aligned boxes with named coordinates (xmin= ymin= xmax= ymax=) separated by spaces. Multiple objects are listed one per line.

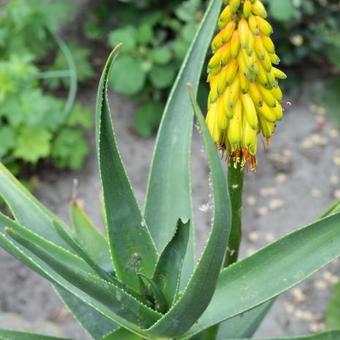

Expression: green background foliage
xmin=85 ymin=0 xmax=205 ymax=137
xmin=4 ymin=0 xmax=340 ymax=175
xmin=85 ymin=0 xmax=340 ymax=134
xmin=0 ymin=0 xmax=94 ymax=174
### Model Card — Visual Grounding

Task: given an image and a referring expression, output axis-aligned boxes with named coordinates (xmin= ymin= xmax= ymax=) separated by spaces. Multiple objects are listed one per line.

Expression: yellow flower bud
xmin=206 ymin=0 xmax=286 ymax=170
xmin=251 ymin=0 xmax=267 ymax=18
xmin=243 ymin=0 xmax=252 ymax=18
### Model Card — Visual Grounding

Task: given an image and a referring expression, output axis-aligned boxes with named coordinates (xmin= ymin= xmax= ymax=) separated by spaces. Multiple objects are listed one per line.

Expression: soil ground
xmin=0 ymin=84 xmax=339 ymax=338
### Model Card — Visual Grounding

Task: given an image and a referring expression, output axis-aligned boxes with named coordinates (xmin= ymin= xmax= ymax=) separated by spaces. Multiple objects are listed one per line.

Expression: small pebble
xmin=257 ymin=207 xmax=269 ymax=216
xmin=334 ymin=190 xmax=340 ymax=200
xmin=248 ymin=231 xmax=260 ymax=242
xmin=311 ymin=189 xmax=322 ymax=199
xmin=329 ymin=129 xmax=339 ymax=139
xmin=260 ymin=187 xmax=277 ymax=197
xmin=294 ymin=309 xmax=314 ymax=321
xmin=276 ymin=173 xmax=288 ymax=183
xmin=268 ymin=152 xmax=293 ymax=173
xmin=323 ymin=271 xmax=339 ymax=285
xmin=264 ymin=233 xmax=275 ymax=242
xmin=309 ymin=322 xmax=325 ymax=333
xmin=246 ymin=195 xmax=257 ymax=206
xmin=314 ymin=280 xmax=328 ymax=290
xmin=284 ymin=302 xmax=295 ymax=314
xmin=330 ymin=174 xmax=339 ymax=185
xmin=269 ymin=199 xmax=284 ymax=210
xmin=301 ymin=134 xmax=328 ymax=149
xmin=291 ymin=288 xmax=306 ymax=303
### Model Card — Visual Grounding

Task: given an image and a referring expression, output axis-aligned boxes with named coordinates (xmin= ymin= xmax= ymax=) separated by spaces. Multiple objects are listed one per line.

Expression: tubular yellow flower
xmin=206 ymin=0 xmax=286 ymax=170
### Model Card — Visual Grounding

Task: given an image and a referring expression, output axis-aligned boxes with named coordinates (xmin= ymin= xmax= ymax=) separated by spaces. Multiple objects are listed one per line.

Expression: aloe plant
xmin=0 ymin=0 xmax=340 ymax=339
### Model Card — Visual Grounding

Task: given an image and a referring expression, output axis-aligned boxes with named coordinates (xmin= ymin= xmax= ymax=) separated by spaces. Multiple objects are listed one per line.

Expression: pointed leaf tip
xmin=96 ymin=46 xmax=158 ymax=290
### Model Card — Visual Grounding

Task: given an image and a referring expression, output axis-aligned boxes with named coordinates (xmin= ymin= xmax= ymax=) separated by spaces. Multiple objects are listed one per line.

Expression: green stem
xmin=202 ymin=161 xmax=245 ymax=340
xmin=224 ymin=161 xmax=244 ymax=267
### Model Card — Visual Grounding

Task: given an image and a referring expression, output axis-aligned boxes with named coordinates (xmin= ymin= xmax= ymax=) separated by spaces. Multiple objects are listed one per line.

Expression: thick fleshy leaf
xmin=152 ymin=219 xmax=190 ymax=308
xmin=0 ymin=164 xmax=118 ymax=337
xmin=102 ymin=328 xmax=141 ymax=340
xmin=144 ymin=88 xmax=231 ymax=338
xmin=0 ymin=218 xmax=119 ymax=340
xmin=4 ymin=224 xmax=161 ymax=333
xmin=70 ymin=201 xmax=112 ymax=272
xmin=144 ymin=0 xmax=222 ymax=288
xmin=53 ymin=220 xmax=114 ymax=283
xmin=182 ymin=212 xmax=340 ymax=338
xmin=96 ymin=46 xmax=157 ymax=290
xmin=137 ymin=274 xmax=167 ymax=313
xmin=216 ymin=301 xmax=273 ymax=340
xmin=56 ymin=286 xmax=120 ymax=340
xmin=0 ymin=163 xmax=71 ymax=250
xmin=215 ymin=201 xmax=340 ymax=340
xmin=0 ymin=213 xmax=96 ymax=275
xmin=0 ymin=232 xmax=120 ymax=338
xmin=0 ymin=330 xmax=67 ymax=340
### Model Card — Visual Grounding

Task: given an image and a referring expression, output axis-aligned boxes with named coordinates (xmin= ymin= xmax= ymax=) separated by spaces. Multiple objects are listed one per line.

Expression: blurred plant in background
xmin=85 ymin=0 xmax=340 ymax=134
xmin=85 ymin=0 xmax=206 ymax=136
xmin=2 ymin=0 xmax=340 ymax=172
xmin=0 ymin=0 xmax=94 ymax=175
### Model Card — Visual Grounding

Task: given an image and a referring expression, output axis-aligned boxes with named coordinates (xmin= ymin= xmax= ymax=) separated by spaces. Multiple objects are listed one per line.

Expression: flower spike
xmin=206 ymin=0 xmax=286 ymax=170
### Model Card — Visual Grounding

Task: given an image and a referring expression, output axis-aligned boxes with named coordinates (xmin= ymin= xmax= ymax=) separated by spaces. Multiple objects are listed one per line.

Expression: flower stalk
xmin=224 ymin=160 xmax=244 ymax=267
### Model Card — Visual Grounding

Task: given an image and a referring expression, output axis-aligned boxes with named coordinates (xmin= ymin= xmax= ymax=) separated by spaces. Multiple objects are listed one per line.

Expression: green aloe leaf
xmin=102 ymin=328 xmax=142 ymax=340
xmin=215 ymin=201 xmax=340 ymax=340
xmin=216 ymin=301 xmax=273 ymax=340
xmin=144 ymin=88 xmax=231 ymax=338
xmin=70 ymin=201 xmax=112 ymax=272
xmin=182 ymin=212 xmax=340 ymax=338
xmin=96 ymin=45 xmax=157 ymax=291
xmin=137 ymin=274 xmax=167 ymax=314
xmin=0 ymin=233 xmax=118 ymax=338
xmin=215 ymin=204 xmax=340 ymax=339
xmin=0 ymin=163 xmax=72 ymax=251
xmin=0 ymin=164 xmax=120 ymax=338
xmin=53 ymin=220 xmax=114 ymax=282
xmin=0 ymin=213 xmax=96 ymax=275
xmin=144 ymin=0 xmax=222 ymax=289
xmin=152 ymin=219 xmax=190 ymax=309
xmin=56 ymin=286 xmax=120 ymax=340
xmin=0 ymin=330 xmax=67 ymax=340
xmin=3 ymin=223 xmax=162 ymax=334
